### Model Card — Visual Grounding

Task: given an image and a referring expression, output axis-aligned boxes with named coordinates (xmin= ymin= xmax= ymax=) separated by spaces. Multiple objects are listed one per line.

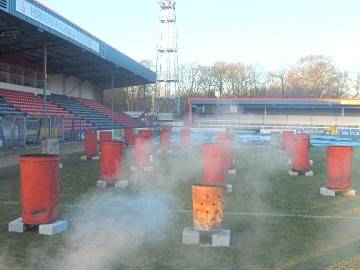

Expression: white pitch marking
xmin=2 ymin=201 xmax=360 ymax=221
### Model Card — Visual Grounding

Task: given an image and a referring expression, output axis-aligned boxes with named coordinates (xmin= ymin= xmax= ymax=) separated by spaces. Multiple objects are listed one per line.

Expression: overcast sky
xmin=38 ymin=0 xmax=360 ymax=72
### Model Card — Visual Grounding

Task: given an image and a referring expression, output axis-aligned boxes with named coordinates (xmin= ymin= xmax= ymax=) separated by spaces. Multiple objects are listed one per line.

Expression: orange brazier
xmin=84 ymin=130 xmax=98 ymax=157
xmin=291 ymin=134 xmax=311 ymax=172
xmin=20 ymin=154 xmax=61 ymax=225
xmin=192 ymin=184 xmax=224 ymax=231
xmin=218 ymin=132 xmax=234 ymax=170
xmin=181 ymin=128 xmax=191 ymax=145
xmin=160 ymin=127 xmax=172 ymax=151
xmin=100 ymin=141 xmax=124 ymax=181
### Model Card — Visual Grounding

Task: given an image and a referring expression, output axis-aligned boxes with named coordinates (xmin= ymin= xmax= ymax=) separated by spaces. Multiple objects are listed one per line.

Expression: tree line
xmin=104 ymin=55 xmax=360 ymax=112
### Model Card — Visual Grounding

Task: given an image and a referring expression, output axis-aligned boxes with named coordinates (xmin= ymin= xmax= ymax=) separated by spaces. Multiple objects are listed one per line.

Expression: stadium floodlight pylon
xmin=155 ymin=0 xmax=180 ymax=119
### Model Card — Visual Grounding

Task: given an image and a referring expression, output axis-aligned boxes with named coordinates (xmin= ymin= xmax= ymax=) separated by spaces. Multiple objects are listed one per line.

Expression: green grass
xmin=1 ymin=145 xmax=360 ymax=269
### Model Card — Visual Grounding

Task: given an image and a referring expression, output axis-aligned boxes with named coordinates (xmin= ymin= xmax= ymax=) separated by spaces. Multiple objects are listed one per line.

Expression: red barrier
xmin=218 ymin=132 xmax=234 ymax=170
xmin=181 ymin=128 xmax=191 ymax=145
xmin=125 ymin=128 xmax=135 ymax=146
xmin=84 ymin=130 xmax=98 ymax=157
xmin=99 ymin=130 xmax=112 ymax=143
xmin=283 ymin=131 xmax=295 ymax=153
xmin=100 ymin=141 xmax=124 ymax=182
xmin=133 ymin=135 xmax=151 ymax=168
xmin=160 ymin=127 xmax=172 ymax=151
xmin=202 ymin=143 xmax=226 ymax=186
xmin=138 ymin=128 xmax=154 ymax=138
xmin=291 ymin=134 xmax=310 ymax=172
xmin=20 ymin=154 xmax=60 ymax=225
xmin=327 ymin=146 xmax=353 ymax=191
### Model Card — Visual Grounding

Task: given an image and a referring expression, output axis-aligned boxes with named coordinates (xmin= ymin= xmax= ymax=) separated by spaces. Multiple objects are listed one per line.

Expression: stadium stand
xmin=74 ymin=97 xmax=140 ymax=128
xmin=0 ymin=88 xmax=69 ymax=117
xmin=0 ymin=88 xmax=93 ymax=132
xmin=48 ymin=94 xmax=124 ymax=130
xmin=0 ymin=95 xmax=24 ymax=118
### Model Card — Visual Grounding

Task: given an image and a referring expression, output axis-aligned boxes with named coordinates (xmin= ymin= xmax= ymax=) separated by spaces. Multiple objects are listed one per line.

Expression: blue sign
xmin=339 ymin=129 xmax=360 ymax=136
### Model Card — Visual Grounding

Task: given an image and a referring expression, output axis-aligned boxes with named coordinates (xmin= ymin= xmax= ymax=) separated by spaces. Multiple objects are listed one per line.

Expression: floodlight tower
xmin=155 ymin=0 xmax=180 ymax=119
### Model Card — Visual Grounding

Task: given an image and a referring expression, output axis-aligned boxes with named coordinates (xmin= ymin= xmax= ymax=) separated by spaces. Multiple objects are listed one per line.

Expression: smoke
xmin=29 ymin=192 xmax=174 ymax=270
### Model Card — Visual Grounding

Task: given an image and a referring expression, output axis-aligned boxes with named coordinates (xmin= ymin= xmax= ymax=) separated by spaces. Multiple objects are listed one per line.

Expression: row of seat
xmin=74 ymin=97 xmax=140 ymax=128
xmin=0 ymin=96 xmax=24 ymax=118
xmin=47 ymin=94 xmax=124 ymax=130
xmin=0 ymin=89 xmax=70 ymax=117
xmin=0 ymin=89 xmax=92 ymax=131
xmin=0 ymin=88 xmax=139 ymax=131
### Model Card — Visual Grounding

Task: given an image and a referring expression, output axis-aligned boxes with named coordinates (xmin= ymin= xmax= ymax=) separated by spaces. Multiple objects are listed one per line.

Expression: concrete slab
xmin=288 ymin=170 xmax=314 ymax=177
xmin=39 ymin=220 xmax=68 ymax=235
xmin=212 ymin=229 xmax=231 ymax=247
xmin=131 ymin=166 xmax=154 ymax=172
xmin=156 ymin=150 xmax=173 ymax=154
xmin=81 ymin=155 xmax=100 ymax=160
xmin=226 ymin=184 xmax=233 ymax=193
xmin=97 ymin=180 xmax=129 ymax=189
xmin=8 ymin=217 xmax=26 ymax=233
xmin=144 ymin=166 xmax=154 ymax=172
xmin=96 ymin=180 xmax=108 ymax=188
xmin=115 ymin=180 xmax=129 ymax=189
xmin=343 ymin=189 xmax=356 ymax=197
xmin=320 ymin=187 xmax=336 ymax=197
xmin=182 ymin=227 xmax=200 ymax=245
xmin=320 ymin=187 xmax=356 ymax=197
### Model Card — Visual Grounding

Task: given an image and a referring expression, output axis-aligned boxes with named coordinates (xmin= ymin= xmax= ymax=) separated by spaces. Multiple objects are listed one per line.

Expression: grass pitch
xmin=1 ymin=144 xmax=360 ymax=269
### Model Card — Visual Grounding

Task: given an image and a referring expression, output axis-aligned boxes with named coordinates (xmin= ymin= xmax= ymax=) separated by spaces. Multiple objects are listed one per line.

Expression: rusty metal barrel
xmin=160 ymin=127 xmax=172 ymax=151
xmin=271 ymin=131 xmax=282 ymax=148
xmin=192 ymin=184 xmax=224 ymax=231
xmin=138 ymin=128 xmax=154 ymax=139
xmin=20 ymin=154 xmax=61 ymax=225
xmin=327 ymin=146 xmax=353 ymax=191
xmin=125 ymin=128 xmax=135 ymax=146
xmin=133 ymin=135 xmax=151 ymax=168
xmin=291 ymin=134 xmax=311 ymax=172
xmin=283 ymin=130 xmax=295 ymax=154
xmin=181 ymin=128 xmax=191 ymax=145
xmin=99 ymin=130 xmax=112 ymax=143
xmin=202 ymin=143 xmax=226 ymax=186
xmin=100 ymin=140 xmax=124 ymax=182
xmin=84 ymin=130 xmax=98 ymax=157
xmin=218 ymin=131 xmax=234 ymax=170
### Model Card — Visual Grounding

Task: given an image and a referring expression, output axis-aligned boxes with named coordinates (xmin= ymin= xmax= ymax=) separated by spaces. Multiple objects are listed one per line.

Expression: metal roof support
xmin=43 ymin=44 xmax=47 ymax=118
xmin=111 ymin=74 xmax=114 ymax=131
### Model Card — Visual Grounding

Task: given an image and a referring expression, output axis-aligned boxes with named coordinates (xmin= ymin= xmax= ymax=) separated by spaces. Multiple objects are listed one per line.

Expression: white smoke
xmin=29 ymin=192 xmax=174 ymax=270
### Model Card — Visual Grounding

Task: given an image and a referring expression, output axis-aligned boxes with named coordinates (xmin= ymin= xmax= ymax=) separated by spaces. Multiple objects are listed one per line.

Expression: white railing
xmin=195 ymin=118 xmax=360 ymax=132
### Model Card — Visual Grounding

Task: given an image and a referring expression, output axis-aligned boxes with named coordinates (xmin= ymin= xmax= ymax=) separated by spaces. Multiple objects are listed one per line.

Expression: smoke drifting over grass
xmin=31 ymin=192 xmax=174 ymax=270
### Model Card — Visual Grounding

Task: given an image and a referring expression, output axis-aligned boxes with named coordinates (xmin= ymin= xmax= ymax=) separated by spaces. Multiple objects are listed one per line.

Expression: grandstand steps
xmin=47 ymin=94 xmax=124 ymax=130
xmin=74 ymin=97 xmax=140 ymax=128
xmin=0 ymin=89 xmax=92 ymax=132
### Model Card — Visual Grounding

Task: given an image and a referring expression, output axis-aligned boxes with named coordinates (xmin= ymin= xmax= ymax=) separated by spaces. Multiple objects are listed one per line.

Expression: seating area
xmin=0 ymin=89 xmax=138 ymax=136
xmin=0 ymin=89 xmax=93 ymax=132
xmin=74 ymin=97 xmax=140 ymax=128
xmin=0 ymin=88 xmax=70 ymax=117
xmin=0 ymin=96 xmax=24 ymax=118
xmin=48 ymin=94 xmax=124 ymax=130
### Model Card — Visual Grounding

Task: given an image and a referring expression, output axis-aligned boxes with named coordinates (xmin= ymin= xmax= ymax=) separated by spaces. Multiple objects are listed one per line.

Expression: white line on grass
xmin=1 ymin=201 xmax=360 ymax=221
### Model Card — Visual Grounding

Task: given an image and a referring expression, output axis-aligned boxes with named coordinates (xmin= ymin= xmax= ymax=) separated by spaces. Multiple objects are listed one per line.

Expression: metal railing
xmin=195 ymin=118 xmax=360 ymax=132
xmin=0 ymin=116 xmax=91 ymax=149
